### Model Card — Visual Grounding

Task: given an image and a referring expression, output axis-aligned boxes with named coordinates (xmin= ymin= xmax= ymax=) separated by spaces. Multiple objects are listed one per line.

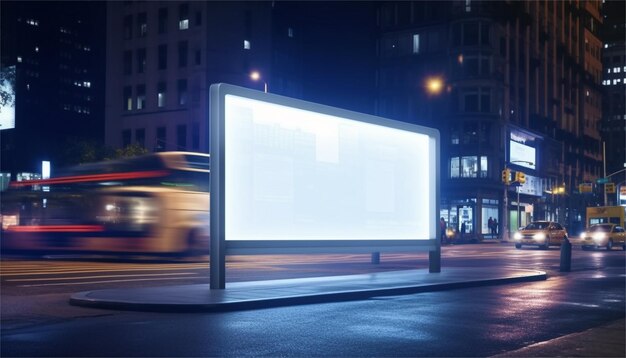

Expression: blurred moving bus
xmin=0 ymin=152 xmax=210 ymax=257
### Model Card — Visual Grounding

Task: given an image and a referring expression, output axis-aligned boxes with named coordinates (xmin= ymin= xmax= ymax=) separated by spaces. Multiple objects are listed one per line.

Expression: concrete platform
xmin=70 ymin=267 xmax=546 ymax=312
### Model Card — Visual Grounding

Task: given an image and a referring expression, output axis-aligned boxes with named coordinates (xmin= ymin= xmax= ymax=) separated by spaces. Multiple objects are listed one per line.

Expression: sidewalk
xmin=71 ymin=267 xmax=545 ymax=312
xmin=491 ymin=318 xmax=626 ymax=357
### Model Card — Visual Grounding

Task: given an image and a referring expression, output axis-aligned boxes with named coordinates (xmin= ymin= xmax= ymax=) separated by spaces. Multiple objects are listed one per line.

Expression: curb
xmin=70 ymin=271 xmax=547 ymax=313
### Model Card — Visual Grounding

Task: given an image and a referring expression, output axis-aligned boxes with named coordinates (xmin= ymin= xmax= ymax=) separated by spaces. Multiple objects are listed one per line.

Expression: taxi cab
xmin=580 ymin=224 xmax=626 ymax=251
xmin=513 ymin=221 xmax=568 ymax=249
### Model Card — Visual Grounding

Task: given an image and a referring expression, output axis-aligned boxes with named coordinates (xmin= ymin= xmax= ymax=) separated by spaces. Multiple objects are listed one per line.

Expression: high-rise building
xmin=0 ymin=1 xmax=106 ymax=174
xmin=376 ymin=1 xmax=604 ymax=238
xmin=600 ymin=0 xmax=625 ymax=204
xmin=104 ymin=1 xmax=376 ymax=154
xmin=104 ymin=1 xmax=273 ymax=153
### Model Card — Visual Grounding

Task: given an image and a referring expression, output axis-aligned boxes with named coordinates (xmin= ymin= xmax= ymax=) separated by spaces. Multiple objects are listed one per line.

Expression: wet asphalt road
xmin=1 ymin=244 xmax=624 ymax=357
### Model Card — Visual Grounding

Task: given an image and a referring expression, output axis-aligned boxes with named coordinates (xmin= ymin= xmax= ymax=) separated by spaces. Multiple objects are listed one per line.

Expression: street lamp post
xmin=250 ymin=70 xmax=268 ymax=93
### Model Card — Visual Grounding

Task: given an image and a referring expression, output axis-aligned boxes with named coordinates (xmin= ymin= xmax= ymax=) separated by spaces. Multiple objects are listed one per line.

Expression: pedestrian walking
xmin=440 ymin=217 xmax=447 ymax=245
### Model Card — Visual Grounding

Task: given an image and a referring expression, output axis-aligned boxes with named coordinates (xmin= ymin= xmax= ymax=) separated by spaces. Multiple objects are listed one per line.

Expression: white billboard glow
xmin=220 ymin=91 xmax=437 ymax=243
xmin=509 ymin=140 xmax=536 ymax=170
xmin=210 ymin=84 xmax=440 ymax=288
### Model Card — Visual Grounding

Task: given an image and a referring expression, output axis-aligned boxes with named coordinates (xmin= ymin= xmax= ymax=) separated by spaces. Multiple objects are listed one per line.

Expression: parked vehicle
xmin=513 ymin=221 xmax=568 ymax=249
xmin=580 ymin=224 xmax=626 ymax=251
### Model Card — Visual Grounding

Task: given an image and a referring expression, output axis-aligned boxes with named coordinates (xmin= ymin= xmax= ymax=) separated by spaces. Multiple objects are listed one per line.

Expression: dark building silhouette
xmin=0 ymin=1 xmax=105 ymax=175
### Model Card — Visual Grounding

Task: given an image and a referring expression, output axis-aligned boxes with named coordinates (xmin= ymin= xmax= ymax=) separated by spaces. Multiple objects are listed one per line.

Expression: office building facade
xmin=376 ymin=1 xmax=604 ymax=239
xmin=0 ymin=1 xmax=105 ymax=174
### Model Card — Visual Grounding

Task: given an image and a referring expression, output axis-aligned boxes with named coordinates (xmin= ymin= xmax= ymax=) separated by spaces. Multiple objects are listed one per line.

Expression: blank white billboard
xmin=211 ymin=84 xmax=439 ymax=252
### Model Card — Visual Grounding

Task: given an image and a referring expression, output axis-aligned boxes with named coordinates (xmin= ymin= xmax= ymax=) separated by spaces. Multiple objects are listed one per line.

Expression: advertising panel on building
xmin=0 ymin=66 xmax=16 ymax=131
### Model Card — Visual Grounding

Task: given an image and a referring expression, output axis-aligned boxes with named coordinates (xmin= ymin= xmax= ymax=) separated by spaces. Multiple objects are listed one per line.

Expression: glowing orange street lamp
xmin=425 ymin=76 xmax=444 ymax=95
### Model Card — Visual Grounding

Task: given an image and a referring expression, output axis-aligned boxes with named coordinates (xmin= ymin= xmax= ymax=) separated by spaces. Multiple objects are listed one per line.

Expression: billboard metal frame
xmin=210 ymin=83 xmax=440 ymax=289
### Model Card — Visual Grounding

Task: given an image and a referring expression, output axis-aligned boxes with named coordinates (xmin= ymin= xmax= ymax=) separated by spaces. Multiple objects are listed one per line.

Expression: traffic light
xmin=501 ymin=169 xmax=510 ymax=185
xmin=515 ymin=171 xmax=526 ymax=184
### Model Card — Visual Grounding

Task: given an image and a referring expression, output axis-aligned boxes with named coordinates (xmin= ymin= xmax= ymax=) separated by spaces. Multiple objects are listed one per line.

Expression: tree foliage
xmin=64 ymin=138 xmax=148 ymax=166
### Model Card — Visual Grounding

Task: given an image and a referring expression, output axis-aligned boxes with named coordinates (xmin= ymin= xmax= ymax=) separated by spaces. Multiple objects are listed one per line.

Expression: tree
xmin=109 ymin=143 xmax=148 ymax=160
xmin=64 ymin=138 xmax=148 ymax=166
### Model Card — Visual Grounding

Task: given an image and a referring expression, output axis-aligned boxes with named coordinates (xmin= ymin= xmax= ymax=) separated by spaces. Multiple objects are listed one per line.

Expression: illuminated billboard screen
xmin=0 ymin=66 xmax=16 ymax=131
xmin=210 ymin=84 xmax=439 ymax=253
xmin=509 ymin=129 xmax=537 ymax=170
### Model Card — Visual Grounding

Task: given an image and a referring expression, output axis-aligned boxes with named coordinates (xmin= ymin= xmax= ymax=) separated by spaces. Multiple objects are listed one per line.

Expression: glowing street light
xmin=249 ymin=70 xmax=268 ymax=93
xmin=425 ymin=76 xmax=444 ymax=95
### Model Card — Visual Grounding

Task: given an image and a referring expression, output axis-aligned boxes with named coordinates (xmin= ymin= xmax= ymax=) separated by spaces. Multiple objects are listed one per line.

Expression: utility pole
xmin=603 ymin=142 xmax=607 ymax=206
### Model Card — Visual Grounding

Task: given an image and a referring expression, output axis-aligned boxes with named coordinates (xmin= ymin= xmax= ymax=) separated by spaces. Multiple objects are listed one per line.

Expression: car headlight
xmin=592 ymin=232 xmax=607 ymax=243
xmin=513 ymin=232 xmax=522 ymax=240
xmin=533 ymin=232 xmax=546 ymax=241
xmin=580 ymin=232 xmax=587 ymax=239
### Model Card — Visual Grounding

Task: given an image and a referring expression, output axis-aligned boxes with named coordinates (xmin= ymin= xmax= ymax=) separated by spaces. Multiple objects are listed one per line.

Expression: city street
xmin=1 ymin=243 xmax=624 ymax=356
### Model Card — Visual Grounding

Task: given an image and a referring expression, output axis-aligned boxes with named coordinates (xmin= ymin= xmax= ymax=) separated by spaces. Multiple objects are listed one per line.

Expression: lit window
xmin=179 ymin=19 xmax=189 ymax=30
xmin=157 ymin=82 xmax=166 ymax=108
xmin=480 ymin=156 xmax=488 ymax=178
xmin=450 ymin=157 xmax=460 ymax=178
xmin=136 ymin=85 xmax=146 ymax=110
xmin=17 ymin=56 xmax=22 ymax=63
xmin=586 ymin=90 xmax=590 ymax=96
xmin=412 ymin=34 xmax=420 ymax=54
xmin=614 ymin=79 xmax=618 ymax=85
xmin=179 ymin=3 xmax=189 ymax=30
xmin=244 ymin=40 xmax=251 ymax=50
xmin=35 ymin=46 xmax=39 ymax=52
xmin=608 ymin=68 xmax=612 ymax=73
xmin=83 ymin=81 xmax=91 ymax=88
xmin=288 ymin=27 xmax=294 ymax=38
xmin=123 ymin=86 xmax=132 ymax=111
xmin=615 ymin=67 xmax=621 ymax=73
xmin=461 ymin=156 xmax=478 ymax=178
xmin=604 ymin=44 xmax=608 ymax=49
xmin=465 ymin=0 xmax=471 ymax=12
